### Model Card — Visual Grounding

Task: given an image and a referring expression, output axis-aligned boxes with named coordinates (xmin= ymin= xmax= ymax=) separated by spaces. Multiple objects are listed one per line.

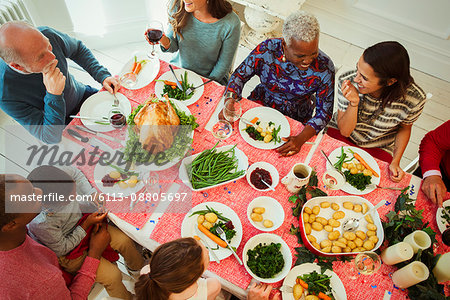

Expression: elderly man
xmin=0 ymin=21 xmax=120 ymax=144
xmin=226 ymin=11 xmax=335 ymax=156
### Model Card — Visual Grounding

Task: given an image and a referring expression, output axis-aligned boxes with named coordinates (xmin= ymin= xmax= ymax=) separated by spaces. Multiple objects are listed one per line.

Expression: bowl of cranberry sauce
xmin=246 ymin=161 xmax=279 ymax=191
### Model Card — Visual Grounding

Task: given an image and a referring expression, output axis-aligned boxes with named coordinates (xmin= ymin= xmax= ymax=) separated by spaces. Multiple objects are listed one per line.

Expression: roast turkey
xmin=133 ymin=95 xmax=180 ymax=153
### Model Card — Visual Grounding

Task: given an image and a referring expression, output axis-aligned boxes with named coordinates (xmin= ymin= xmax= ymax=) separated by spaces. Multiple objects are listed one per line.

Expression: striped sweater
xmin=330 ymin=70 xmax=427 ymax=153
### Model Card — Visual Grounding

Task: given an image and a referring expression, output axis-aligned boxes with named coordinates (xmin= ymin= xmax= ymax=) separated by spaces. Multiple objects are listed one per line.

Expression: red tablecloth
xmin=67 ymin=59 xmax=449 ymax=299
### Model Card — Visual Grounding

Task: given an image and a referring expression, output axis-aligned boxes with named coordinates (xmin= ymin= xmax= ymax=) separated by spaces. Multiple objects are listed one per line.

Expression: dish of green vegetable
xmin=327 ymin=146 xmax=381 ymax=195
xmin=243 ymin=233 xmax=292 ymax=283
xmin=178 ymin=143 xmax=248 ymax=191
xmin=154 ymin=68 xmax=205 ymax=106
xmin=181 ymin=201 xmax=243 ymax=261
xmin=238 ymin=106 xmax=290 ymax=150
xmin=282 ymin=263 xmax=347 ymax=300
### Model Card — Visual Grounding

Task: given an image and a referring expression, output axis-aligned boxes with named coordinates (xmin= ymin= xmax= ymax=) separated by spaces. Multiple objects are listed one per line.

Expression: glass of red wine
xmin=145 ymin=21 xmax=163 ymax=58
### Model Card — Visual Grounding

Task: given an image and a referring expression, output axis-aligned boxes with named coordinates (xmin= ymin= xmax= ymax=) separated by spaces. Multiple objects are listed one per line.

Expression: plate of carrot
xmin=326 ymin=146 xmax=381 ymax=195
xmin=181 ymin=202 xmax=243 ymax=261
xmin=119 ymin=52 xmax=160 ymax=90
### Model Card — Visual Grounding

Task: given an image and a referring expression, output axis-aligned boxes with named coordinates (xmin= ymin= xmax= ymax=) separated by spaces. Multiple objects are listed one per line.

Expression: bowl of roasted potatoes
xmin=247 ymin=196 xmax=285 ymax=232
xmin=300 ymin=196 xmax=384 ymax=256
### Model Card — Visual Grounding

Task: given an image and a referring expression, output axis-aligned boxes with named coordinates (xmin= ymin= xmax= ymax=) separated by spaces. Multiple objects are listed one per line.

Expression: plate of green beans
xmin=178 ymin=143 xmax=248 ymax=191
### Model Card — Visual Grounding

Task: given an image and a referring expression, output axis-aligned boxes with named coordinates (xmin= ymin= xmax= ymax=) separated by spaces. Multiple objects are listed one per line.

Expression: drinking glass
xmin=108 ymin=107 xmax=126 ymax=129
xmin=350 ymin=251 xmax=381 ymax=280
xmin=145 ymin=21 xmax=163 ymax=58
xmin=212 ymin=119 xmax=232 ymax=140
xmin=223 ymin=98 xmax=242 ymax=122
xmin=120 ymin=72 xmax=137 ymax=89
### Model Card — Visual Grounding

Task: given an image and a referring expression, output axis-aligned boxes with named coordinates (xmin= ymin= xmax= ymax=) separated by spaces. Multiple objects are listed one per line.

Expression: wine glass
xmin=350 ymin=251 xmax=381 ymax=280
xmin=212 ymin=119 xmax=232 ymax=140
xmin=108 ymin=107 xmax=126 ymax=129
xmin=223 ymin=98 xmax=242 ymax=123
xmin=145 ymin=21 xmax=163 ymax=58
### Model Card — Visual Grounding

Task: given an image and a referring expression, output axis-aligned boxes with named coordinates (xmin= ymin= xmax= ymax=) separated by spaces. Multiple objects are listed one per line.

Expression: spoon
xmin=321 ymin=150 xmax=346 ymax=181
xmin=256 ymin=173 xmax=275 ymax=191
xmin=342 ymin=199 xmax=386 ymax=232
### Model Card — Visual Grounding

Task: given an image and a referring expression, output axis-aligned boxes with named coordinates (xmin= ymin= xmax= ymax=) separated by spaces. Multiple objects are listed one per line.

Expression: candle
xmin=380 ymin=242 xmax=414 ymax=265
xmin=433 ymin=252 xmax=450 ymax=283
xmin=392 ymin=261 xmax=429 ymax=289
xmin=403 ymin=230 xmax=431 ymax=253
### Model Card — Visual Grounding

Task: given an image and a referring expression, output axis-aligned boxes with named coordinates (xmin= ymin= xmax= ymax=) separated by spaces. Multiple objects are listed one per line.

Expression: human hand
xmin=42 ymin=59 xmax=66 ymax=95
xmin=88 ymin=223 xmax=110 ymax=259
xmin=103 ymin=76 xmax=120 ymax=94
xmin=247 ymin=282 xmax=281 ymax=300
xmin=389 ymin=161 xmax=405 ymax=182
xmin=276 ymin=134 xmax=303 ymax=157
xmin=81 ymin=212 xmax=108 ymax=230
xmin=421 ymin=175 xmax=446 ymax=206
xmin=341 ymin=80 xmax=360 ymax=107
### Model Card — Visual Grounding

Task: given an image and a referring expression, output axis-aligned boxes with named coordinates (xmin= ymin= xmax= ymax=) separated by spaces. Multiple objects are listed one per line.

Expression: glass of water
xmin=212 ymin=119 xmax=232 ymax=140
xmin=223 ymin=98 xmax=242 ymax=123
xmin=351 ymin=251 xmax=381 ymax=279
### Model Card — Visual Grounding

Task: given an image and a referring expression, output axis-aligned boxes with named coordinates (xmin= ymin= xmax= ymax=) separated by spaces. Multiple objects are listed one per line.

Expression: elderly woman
xmin=226 ymin=11 xmax=335 ymax=156
xmin=329 ymin=41 xmax=427 ymax=182
xmin=150 ymin=0 xmax=240 ymax=85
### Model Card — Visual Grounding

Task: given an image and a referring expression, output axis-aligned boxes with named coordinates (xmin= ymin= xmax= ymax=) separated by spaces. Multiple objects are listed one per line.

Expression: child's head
xmin=27 ymin=166 xmax=76 ymax=211
xmin=0 ymin=174 xmax=42 ymax=234
xmin=135 ymin=237 xmax=209 ymax=300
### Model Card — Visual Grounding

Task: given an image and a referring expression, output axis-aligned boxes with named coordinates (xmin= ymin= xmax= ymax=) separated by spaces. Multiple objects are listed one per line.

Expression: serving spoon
xmin=342 ymin=199 xmax=386 ymax=232
xmin=256 ymin=173 xmax=275 ymax=191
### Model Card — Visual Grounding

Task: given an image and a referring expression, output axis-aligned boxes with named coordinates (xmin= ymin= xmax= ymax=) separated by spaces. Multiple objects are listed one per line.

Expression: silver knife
xmin=194 ymin=226 xmax=221 ymax=263
xmin=75 ymin=125 xmax=124 ymax=145
xmin=90 ymin=137 xmax=115 ymax=153
xmin=169 ymin=65 xmax=184 ymax=91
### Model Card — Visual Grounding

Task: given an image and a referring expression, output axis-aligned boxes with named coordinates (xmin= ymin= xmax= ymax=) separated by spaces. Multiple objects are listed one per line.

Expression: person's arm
xmin=159 ymin=25 xmax=179 ymax=53
xmin=60 ymin=166 xmax=97 ymax=196
xmin=277 ymin=58 xmax=335 ymax=156
xmin=69 ymin=223 xmax=110 ymax=300
xmin=389 ymin=123 xmax=412 ymax=182
xmin=226 ymin=41 xmax=265 ymax=98
xmin=29 ymin=216 xmax=87 ymax=257
xmin=419 ymin=120 xmax=450 ymax=205
xmin=336 ymin=80 xmax=360 ymax=136
xmin=0 ymin=60 xmax=66 ymax=144
xmin=208 ymin=15 xmax=241 ymax=83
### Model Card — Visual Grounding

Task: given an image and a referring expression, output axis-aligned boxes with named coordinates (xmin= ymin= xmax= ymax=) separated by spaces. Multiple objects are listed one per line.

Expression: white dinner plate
xmin=119 ymin=52 xmax=160 ymax=90
xmin=282 ymin=263 xmax=347 ymax=300
xmin=238 ymin=107 xmax=290 ymax=150
xmin=326 ymin=146 xmax=381 ymax=195
xmin=246 ymin=196 xmax=285 ymax=232
xmin=154 ymin=68 xmax=204 ymax=106
xmin=78 ymin=91 xmax=131 ymax=133
xmin=126 ymin=98 xmax=194 ymax=171
xmin=181 ymin=202 xmax=243 ymax=261
xmin=93 ymin=163 xmax=144 ymax=197
xmin=178 ymin=145 xmax=248 ymax=191
xmin=436 ymin=199 xmax=450 ymax=233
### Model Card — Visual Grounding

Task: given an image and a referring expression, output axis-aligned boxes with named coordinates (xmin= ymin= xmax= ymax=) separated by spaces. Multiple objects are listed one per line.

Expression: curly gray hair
xmin=282 ymin=11 xmax=320 ymax=45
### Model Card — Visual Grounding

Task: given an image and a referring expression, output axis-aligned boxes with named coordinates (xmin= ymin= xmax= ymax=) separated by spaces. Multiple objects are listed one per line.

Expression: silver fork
xmin=215 ymin=226 xmax=242 ymax=265
xmin=186 ymin=79 xmax=214 ymax=96
xmin=113 ymin=93 xmax=119 ymax=107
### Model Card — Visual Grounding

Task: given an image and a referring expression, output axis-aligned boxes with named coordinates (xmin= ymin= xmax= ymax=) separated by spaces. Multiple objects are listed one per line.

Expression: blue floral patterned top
xmin=227 ymin=38 xmax=335 ymax=132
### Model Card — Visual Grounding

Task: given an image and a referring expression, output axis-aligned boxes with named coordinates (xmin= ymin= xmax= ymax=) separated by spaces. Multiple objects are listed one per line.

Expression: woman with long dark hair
xmin=135 ymin=237 xmax=221 ymax=300
xmin=148 ymin=0 xmax=240 ymax=85
xmin=329 ymin=41 xmax=427 ymax=182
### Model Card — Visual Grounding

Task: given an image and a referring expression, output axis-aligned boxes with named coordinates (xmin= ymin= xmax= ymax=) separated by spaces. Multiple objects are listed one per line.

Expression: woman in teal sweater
xmin=150 ymin=0 xmax=240 ymax=85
